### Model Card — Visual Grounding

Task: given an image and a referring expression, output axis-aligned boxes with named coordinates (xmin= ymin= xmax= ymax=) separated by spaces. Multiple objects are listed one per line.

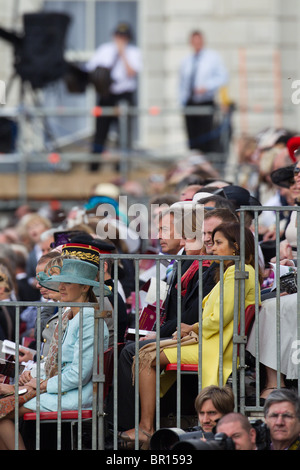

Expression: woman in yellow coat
xmin=119 ymin=222 xmax=261 ymax=448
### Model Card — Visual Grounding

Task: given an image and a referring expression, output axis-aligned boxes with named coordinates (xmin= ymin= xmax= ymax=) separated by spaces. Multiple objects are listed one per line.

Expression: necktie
xmin=166 ymin=259 xmax=175 ymax=284
xmin=189 ymin=52 xmax=200 ymax=101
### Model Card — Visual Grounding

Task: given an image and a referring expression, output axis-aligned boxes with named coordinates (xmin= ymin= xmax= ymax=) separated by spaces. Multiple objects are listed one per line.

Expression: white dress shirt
xmin=179 ymin=47 xmax=228 ymax=105
xmin=86 ymin=42 xmax=142 ymax=95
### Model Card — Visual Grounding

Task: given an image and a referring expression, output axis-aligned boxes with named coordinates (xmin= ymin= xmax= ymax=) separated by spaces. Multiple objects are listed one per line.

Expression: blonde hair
xmin=17 ymin=213 xmax=52 ymax=248
xmin=19 ymin=213 xmax=52 ymax=229
xmin=0 ymin=263 xmax=13 ymax=293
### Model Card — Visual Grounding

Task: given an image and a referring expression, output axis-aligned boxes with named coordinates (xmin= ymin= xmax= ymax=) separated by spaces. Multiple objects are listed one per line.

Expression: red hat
xmin=287 ymin=136 xmax=300 ymax=163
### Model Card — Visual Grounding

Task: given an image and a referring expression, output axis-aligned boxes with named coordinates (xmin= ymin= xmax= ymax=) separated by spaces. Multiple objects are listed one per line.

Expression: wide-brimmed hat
xmin=93 ymin=183 xmax=120 ymax=199
xmin=84 ymin=195 xmax=119 ymax=213
xmin=270 ymin=164 xmax=296 ymax=188
xmin=221 ymin=185 xmax=262 ymax=214
xmin=37 ymin=258 xmax=111 ymax=296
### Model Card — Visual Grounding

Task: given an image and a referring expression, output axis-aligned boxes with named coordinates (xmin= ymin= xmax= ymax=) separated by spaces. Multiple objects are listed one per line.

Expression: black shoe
xmin=89 ymin=162 xmax=100 ymax=171
xmin=245 ymin=395 xmax=265 ymax=407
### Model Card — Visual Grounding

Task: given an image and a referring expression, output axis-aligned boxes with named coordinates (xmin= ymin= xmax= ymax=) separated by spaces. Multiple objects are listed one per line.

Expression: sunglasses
xmin=294 ymin=167 xmax=300 ymax=176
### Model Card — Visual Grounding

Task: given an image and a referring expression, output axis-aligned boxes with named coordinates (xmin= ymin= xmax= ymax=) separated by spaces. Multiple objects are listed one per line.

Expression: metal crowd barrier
xmin=1 ymin=206 xmax=300 ymax=449
xmin=239 ymin=206 xmax=300 ymax=414
xmin=0 ymin=301 xmax=107 ymax=450
xmin=101 ymin=206 xmax=300 ymax=449
xmin=105 ymin=252 xmax=243 ymax=451
xmin=0 ymin=102 xmax=231 ymax=205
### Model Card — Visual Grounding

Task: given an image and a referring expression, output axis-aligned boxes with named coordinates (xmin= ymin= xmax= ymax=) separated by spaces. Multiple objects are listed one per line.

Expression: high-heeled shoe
xmin=119 ymin=427 xmax=152 ymax=450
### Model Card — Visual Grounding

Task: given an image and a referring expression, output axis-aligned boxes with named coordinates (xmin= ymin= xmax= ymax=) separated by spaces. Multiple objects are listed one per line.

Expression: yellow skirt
xmin=160 ymin=341 xmax=233 ymax=396
xmin=163 ymin=342 xmax=199 ymax=364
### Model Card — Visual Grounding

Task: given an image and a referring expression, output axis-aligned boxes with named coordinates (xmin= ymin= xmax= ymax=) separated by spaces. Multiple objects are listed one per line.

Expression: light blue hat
xmin=37 ymin=258 xmax=111 ymax=297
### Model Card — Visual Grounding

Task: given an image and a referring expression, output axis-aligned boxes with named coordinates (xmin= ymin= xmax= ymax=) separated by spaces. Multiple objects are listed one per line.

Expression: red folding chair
xmin=242 ymin=304 xmax=256 ymax=337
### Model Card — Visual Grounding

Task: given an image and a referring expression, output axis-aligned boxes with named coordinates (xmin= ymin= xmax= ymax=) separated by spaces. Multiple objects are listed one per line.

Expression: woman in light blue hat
xmin=0 ymin=256 xmax=110 ymax=450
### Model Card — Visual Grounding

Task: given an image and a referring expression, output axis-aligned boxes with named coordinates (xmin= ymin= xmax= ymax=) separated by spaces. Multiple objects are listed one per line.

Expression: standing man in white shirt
xmin=86 ymin=22 xmax=142 ymax=170
xmin=179 ymin=30 xmax=228 ymax=154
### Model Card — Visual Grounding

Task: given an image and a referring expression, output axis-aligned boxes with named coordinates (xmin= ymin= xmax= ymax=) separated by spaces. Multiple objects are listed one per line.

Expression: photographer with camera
xmin=264 ymin=388 xmax=300 ymax=450
xmin=216 ymin=412 xmax=257 ymax=450
xmin=85 ymin=22 xmax=142 ymax=171
xmin=150 ymin=385 xmax=235 ymax=450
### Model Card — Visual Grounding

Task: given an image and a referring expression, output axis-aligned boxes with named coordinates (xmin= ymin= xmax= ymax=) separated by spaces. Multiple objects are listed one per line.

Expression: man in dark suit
xmin=142 ymin=207 xmax=193 ymax=340
xmin=151 ymin=207 xmax=238 ymax=337
xmin=110 ymin=207 xmax=196 ymax=431
xmin=111 ymin=207 xmax=240 ymax=431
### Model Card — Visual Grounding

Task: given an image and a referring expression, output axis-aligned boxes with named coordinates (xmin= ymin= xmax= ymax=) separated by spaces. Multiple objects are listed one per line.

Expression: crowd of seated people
xmin=0 ymin=127 xmax=300 ymax=449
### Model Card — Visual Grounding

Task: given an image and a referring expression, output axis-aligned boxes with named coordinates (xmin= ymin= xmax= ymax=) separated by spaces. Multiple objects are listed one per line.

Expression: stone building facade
xmin=0 ymin=0 xmax=299 ymax=158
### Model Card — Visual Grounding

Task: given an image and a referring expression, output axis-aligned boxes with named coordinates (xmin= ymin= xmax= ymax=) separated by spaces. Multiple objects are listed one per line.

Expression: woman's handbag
xmin=280 ymin=271 xmax=297 ymax=295
xmin=0 ymin=388 xmax=37 ymax=419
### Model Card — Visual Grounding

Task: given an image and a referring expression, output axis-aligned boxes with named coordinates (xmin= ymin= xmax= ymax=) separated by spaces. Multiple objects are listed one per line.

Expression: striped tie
xmin=166 ymin=259 xmax=175 ymax=284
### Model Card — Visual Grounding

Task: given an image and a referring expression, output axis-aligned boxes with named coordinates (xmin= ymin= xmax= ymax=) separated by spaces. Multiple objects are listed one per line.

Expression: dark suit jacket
xmin=0 ymin=305 xmax=16 ymax=341
xmin=17 ymin=276 xmax=41 ymax=302
xmin=105 ymin=279 xmax=128 ymax=343
xmin=159 ymin=257 xmax=193 ymax=337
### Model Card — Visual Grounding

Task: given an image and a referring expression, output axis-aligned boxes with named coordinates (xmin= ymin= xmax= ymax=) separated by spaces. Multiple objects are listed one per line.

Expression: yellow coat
xmin=162 ymin=264 xmax=259 ymax=393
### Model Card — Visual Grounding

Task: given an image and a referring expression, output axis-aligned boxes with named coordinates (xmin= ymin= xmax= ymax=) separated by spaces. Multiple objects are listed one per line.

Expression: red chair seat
xmin=23 ymin=409 xmax=92 ymax=421
xmin=165 ymin=306 xmax=258 ymax=374
xmin=22 ymin=344 xmax=126 ymax=424
xmin=165 ymin=363 xmax=198 ymax=373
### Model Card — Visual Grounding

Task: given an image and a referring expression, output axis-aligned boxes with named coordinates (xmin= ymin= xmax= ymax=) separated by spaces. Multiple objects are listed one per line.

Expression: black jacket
xmin=0 ymin=305 xmax=16 ymax=342
xmin=105 ymin=279 xmax=128 ymax=343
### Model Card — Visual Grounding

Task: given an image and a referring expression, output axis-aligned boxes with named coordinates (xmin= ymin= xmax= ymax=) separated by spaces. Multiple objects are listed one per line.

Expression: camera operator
xmin=193 ymin=385 xmax=235 ymax=434
xmin=216 ymin=413 xmax=257 ymax=450
xmin=85 ymin=22 xmax=142 ymax=171
xmin=264 ymin=388 xmax=300 ymax=450
xmin=150 ymin=386 xmax=235 ymax=451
